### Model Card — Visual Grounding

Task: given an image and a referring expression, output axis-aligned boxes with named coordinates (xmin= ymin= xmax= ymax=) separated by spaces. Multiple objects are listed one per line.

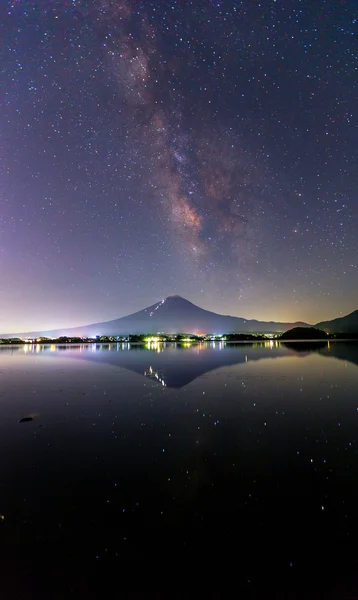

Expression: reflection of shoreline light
xmin=210 ymin=341 xmax=224 ymax=349
xmin=264 ymin=340 xmax=279 ymax=350
xmin=145 ymin=339 xmax=167 ymax=353
xmin=144 ymin=365 xmax=166 ymax=386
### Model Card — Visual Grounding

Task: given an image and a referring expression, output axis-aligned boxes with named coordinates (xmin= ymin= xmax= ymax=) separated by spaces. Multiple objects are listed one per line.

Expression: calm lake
xmin=1 ymin=341 xmax=358 ymax=595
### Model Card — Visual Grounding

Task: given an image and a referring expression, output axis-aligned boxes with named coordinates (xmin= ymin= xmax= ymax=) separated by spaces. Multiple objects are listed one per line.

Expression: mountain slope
xmin=2 ymin=295 xmax=310 ymax=337
xmin=315 ymin=310 xmax=358 ymax=334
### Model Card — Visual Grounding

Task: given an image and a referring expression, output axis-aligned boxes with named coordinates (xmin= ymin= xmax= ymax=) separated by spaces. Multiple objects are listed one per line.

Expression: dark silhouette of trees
xmin=280 ymin=327 xmax=327 ymax=340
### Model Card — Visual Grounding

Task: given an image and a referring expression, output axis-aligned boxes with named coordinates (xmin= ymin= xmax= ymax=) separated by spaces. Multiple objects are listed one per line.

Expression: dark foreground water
xmin=1 ymin=341 xmax=358 ymax=597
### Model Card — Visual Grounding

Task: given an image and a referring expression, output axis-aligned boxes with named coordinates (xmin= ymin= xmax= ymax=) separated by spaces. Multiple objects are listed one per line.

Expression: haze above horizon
xmin=2 ymin=294 xmax=357 ymax=337
xmin=2 ymin=1 xmax=357 ymax=332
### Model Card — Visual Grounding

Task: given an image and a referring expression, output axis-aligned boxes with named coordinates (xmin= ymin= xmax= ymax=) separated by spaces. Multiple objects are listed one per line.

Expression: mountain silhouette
xmin=4 ymin=295 xmax=311 ymax=337
xmin=315 ymin=310 xmax=358 ymax=334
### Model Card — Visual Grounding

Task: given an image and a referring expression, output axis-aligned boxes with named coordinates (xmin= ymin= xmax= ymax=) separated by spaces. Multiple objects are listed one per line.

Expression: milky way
xmin=1 ymin=0 xmax=357 ymax=331
xmin=100 ymin=0 xmax=264 ymax=269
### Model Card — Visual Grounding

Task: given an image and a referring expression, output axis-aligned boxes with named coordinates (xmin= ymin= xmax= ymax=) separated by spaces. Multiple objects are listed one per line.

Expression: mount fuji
xmin=2 ymin=295 xmax=310 ymax=337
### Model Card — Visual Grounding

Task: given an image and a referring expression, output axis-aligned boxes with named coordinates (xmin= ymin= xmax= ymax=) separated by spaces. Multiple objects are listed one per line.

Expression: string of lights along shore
xmin=1 ymin=0 xmax=357 ymax=334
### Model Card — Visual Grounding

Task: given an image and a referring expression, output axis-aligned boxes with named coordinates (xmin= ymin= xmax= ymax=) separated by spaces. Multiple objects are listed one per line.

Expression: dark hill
xmin=280 ymin=327 xmax=328 ymax=340
xmin=315 ymin=310 xmax=358 ymax=334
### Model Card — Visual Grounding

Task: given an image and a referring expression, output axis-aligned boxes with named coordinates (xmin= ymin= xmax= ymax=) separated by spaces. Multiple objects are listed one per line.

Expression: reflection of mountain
xmin=319 ymin=342 xmax=358 ymax=368
xmin=65 ymin=341 xmax=358 ymax=387
xmin=2 ymin=341 xmax=357 ymax=387
xmin=282 ymin=341 xmax=327 ymax=352
xmin=78 ymin=343 xmax=276 ymax=387
xmin=283 ymin=341 xmax=358 ymax=368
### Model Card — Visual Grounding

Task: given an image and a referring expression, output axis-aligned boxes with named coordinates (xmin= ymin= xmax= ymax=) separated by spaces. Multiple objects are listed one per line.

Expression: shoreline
xmin=1 ymin=338 xmax=357 ymax=347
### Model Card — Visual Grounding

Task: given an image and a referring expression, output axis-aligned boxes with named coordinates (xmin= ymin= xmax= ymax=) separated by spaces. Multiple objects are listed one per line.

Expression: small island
xmin=280 ymin=327 xmax=328 ymax=340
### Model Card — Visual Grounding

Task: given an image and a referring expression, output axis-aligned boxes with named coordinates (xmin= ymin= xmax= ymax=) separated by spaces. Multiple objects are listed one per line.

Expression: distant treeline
xmin=0 ymin=333 xmax=267 ymax=344
xmin=0 ymin=331 xmax=357 ymax=345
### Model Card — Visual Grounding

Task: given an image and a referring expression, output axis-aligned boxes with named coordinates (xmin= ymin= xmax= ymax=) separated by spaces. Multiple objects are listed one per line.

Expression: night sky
xmin=1 ymin=0 xmax=357 ymax=333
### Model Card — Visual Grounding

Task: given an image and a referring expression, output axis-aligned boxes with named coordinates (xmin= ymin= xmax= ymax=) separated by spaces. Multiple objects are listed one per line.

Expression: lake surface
xmin=1 ymin=341 xmax=358 ymax=596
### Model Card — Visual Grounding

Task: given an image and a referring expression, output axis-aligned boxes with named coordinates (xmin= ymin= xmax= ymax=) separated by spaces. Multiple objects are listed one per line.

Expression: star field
xmin=1 ymin=0 xmax=357 ymax=332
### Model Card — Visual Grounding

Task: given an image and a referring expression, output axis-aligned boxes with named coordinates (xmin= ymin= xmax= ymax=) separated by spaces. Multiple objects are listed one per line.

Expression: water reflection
xmin=0 ymin=340 xmax=358 ymax=592
xmin=282 ymin=341 xmax=328 ymax=352
xmin=1 ymin=341 xmax=357 ymax=387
